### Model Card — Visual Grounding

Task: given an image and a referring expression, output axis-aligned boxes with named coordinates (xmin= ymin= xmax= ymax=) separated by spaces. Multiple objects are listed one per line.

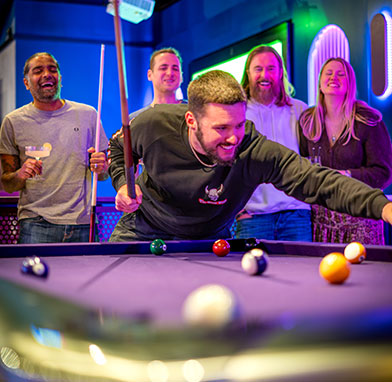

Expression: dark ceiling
xmin=25 ymin=0 xmax=180 ymax=12
xmin=0 ymin=0 xmax=180 ymax=42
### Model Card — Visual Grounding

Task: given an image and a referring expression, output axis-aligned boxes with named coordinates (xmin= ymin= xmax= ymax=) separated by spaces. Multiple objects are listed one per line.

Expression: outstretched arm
xmin=250 ymin=138 xmax=390 ymax=221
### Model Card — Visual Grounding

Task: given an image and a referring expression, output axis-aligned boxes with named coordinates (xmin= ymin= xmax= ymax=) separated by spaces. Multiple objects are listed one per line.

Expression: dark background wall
xmin=1 ymin=0 xmax=391 ymax=196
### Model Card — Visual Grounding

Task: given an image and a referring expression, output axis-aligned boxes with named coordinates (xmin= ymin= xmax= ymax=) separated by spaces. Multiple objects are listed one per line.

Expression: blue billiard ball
xmin=241 ymin=248 xmax=269 ymax=276
xmin=21 ymin=256 xmax=49 ymax=278
xmin=150 ymin=239 xmax=167 ymax=255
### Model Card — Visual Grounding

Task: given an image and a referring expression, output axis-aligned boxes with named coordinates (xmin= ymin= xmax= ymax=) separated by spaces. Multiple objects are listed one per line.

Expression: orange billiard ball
xmin=212 ymin=239 xmax=230 ymax=257
xmin=319 ymin=252 xmax=350 ymax=284
xmin=344 ymin=242 xmax=366 ymax=264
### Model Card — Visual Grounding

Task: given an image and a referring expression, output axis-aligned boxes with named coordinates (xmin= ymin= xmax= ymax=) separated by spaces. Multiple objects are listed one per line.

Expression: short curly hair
xmin=188 ymin=70 xmax=247 ymax=118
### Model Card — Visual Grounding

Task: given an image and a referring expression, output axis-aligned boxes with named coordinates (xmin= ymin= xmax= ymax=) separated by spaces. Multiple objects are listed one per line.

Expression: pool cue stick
xmin=89 ymin=44 xmax=105 ymax=243
xmin=112 ymin=0 xmax=136 ymax=199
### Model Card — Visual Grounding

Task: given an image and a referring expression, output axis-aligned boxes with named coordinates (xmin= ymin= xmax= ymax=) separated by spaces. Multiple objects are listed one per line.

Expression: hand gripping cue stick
xmin=112 ymin=0 xmax=136 ymax=199
xmin=89 ymin=44 xmax=105 ymax=243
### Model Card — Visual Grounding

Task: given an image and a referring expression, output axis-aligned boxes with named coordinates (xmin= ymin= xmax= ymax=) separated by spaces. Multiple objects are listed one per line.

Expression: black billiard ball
xmin=244 ymin=238 xmax=260 ymax=250
xmin=212 ymin=239 xmax=230 ymax=257
xmin=150 ymin=239 xmax=167 ymax=255
xmin=21 ymin=256 xmax=49 ymax=278
xmin=241 ymin=248 xmax=269 ymax=276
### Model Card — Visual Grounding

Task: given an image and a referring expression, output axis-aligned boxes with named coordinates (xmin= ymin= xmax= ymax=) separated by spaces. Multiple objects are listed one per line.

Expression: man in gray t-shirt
xmin=0 ymin=52 xmax=108 ymax=243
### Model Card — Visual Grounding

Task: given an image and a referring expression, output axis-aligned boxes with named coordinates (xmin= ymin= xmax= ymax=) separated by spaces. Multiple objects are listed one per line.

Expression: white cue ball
xmin=32 ymin=262 xmax=46 ymax=276
xmin=182 ymin=284 xmax=238 ymax=328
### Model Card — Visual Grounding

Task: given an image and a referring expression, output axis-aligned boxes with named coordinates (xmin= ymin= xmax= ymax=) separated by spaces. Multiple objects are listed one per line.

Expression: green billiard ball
xmin=150 ymin=239 xmax=167 ymax=255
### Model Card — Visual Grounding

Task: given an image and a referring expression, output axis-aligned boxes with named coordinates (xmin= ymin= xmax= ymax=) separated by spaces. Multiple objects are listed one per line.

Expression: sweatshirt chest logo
xmin=199 ymin=184 xmax=227 ymax=205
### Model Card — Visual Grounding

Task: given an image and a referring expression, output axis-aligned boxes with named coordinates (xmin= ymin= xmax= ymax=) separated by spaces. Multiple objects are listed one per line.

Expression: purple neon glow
xmin=378 ymin=11 xmax=392 ymax=100
xmin=307 ymin=25 xmax=350 ymax=106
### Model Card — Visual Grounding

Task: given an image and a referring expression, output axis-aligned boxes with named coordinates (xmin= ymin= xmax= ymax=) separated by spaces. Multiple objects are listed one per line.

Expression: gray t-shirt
xmin=0 ymin=100 xmax=108 ymax=224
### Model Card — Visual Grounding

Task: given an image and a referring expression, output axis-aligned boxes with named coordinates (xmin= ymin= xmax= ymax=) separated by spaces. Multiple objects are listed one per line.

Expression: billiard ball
xmin=244 ymin=237 xmax=260 ymax=249
xmin=21 ymin=256 xmax=49 ymax=278
xmin=150 ymin=239 xmax=167 ymax=255
xmin=319 ymin=252 xmax=350 ymax=284
xmin=212 ymin=239 xmax=230 ymax=257
xmin=344 ymin=242 xmax=366 ymax=264
xmin=182 ymin=284 xmax=239 ymax=328
xmin=241 ymin=248 xmax=269 ymax=275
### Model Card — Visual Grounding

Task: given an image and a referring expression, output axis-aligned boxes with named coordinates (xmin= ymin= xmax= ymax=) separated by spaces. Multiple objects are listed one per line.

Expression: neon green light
xmin=191 ymin=40 xmax=283 ymax=82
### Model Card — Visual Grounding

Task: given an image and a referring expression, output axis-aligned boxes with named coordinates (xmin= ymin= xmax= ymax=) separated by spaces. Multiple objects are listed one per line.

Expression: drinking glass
xmin=25 ymin=145 xmax=51 ymax=179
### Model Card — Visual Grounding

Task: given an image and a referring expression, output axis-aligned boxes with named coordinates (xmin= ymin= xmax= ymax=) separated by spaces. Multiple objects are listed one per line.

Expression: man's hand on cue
xmin=115 ymin=184 xmax=142 ymax=213
xmin=88 ymin=147 xmax=108 ymax=174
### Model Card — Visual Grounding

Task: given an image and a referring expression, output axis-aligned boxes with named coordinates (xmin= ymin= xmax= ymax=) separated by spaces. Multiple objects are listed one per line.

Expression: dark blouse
xmin=298 ymin=113 xmax=392 ymax=190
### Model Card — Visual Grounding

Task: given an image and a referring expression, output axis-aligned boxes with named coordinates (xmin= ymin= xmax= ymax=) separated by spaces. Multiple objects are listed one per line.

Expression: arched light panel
xmin=371 ymin=11 xmax=392 ymax=100
xmin=307 ymin=25 xmax=350 ymax=106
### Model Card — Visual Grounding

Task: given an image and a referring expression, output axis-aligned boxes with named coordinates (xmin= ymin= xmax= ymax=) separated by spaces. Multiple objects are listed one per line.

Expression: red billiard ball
xmin=212 ymin=239 xmax=230 ymax=257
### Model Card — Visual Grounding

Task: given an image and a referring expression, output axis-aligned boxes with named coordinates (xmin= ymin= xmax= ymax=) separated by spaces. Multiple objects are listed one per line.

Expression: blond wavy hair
xmin=300 ymin=57 xmax=382 ymax=144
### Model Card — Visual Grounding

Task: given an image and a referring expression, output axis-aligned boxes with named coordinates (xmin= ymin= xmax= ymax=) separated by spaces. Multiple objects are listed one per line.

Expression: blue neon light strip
xmin=379 ymin=11 xmax=392 ymax=100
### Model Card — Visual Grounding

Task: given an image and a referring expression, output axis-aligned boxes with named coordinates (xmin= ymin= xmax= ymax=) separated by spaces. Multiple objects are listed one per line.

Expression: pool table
xmin=0 ymin=239 xmax=392 ymax=382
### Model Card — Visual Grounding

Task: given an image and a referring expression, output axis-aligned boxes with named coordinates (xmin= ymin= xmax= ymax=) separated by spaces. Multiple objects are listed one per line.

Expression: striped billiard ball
xmin=241 ymin=248 xmax=269 ymax=275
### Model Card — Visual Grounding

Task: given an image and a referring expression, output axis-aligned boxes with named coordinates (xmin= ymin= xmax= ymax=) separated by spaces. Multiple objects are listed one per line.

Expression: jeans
xmin=18 ymin=216 xmax=90 ymax=243
xmin=235 ymin=209 xmax=312 ymax=241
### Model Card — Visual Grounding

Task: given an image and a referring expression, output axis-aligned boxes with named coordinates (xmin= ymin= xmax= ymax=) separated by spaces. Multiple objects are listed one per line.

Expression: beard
xmin=195 ymin=126 xmax=238 ymax=167
xmin=251 ymin=80 xmax=280 ymax=105
xmin=30 ymin=80 xmax=61 ymax=103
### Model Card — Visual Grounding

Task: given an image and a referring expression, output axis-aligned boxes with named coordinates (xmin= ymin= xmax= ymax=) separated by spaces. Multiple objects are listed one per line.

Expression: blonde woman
xmin=299 ymin=57 xmax=392 ymax=244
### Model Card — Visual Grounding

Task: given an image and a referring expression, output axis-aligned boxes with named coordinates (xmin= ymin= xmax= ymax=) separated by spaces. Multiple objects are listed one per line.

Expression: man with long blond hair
xmin=299 ymin=57 xmax=392 ymax=244
xmin=235 ymin=45 xmax=311 ymax=241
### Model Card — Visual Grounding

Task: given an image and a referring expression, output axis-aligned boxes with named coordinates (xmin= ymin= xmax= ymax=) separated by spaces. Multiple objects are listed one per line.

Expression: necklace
xmin=188 ymin=128 xmax=217 ymax=168
xmin=325 ymin=115 xmax=343 ymax=145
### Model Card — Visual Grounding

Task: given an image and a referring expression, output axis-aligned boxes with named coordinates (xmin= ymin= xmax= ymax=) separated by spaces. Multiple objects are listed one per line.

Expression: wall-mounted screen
xmin=189 ymin=21 xmax=292 ymax=83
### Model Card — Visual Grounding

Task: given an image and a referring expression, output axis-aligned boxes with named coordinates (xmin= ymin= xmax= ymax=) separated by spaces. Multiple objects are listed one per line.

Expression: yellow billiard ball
xmin=344 ymin=242 xmax=366 ymax=264
xmin=319 ymin=252 xmax=350 ymax=284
